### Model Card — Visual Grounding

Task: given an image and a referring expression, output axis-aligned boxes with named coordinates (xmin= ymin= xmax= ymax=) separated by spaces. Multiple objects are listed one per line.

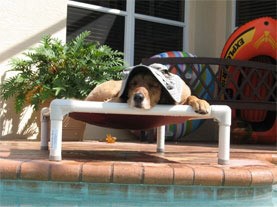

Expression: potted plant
xmin=0 ymin=31 xmax=125 ymax=140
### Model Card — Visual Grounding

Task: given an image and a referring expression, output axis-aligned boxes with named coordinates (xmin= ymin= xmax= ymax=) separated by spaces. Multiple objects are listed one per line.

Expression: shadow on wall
xmin=0 ymin=19 xmax=66 ymax=63
xmin=0 ymin=71 xmax=49 ymax=140
xmin=0 ymin=93 xmax=42 ymax=140
xmin=0 ymin=19 xmax=66 ymax=140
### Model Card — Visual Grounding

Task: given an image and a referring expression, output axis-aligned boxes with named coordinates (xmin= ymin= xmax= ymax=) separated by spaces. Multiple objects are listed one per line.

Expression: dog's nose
xmin=134 ymin=93 xmax=144 ymax=103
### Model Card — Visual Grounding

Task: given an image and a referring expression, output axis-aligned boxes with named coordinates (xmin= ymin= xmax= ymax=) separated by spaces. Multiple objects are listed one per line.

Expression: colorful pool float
xmin=220 ymin=17 xmax=276 ymax=144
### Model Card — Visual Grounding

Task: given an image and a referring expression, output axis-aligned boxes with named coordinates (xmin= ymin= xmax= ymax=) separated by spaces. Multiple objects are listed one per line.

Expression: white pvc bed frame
xmin=40 ymin=99 xmax=231 ymax=165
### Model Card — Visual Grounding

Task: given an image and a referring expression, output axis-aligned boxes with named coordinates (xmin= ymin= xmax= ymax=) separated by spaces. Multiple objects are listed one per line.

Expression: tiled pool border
xmin=0 ymin=159 xmax=277 ymax=186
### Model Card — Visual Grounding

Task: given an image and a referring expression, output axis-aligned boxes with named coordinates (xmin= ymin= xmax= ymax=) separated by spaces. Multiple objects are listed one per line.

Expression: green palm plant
xmin=0 ymin=31 xmax=125 ymax=112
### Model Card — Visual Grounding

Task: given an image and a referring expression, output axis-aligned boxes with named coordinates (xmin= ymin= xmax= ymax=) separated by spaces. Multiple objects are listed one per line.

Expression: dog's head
xmin=119 ymin=64 xmax=182 ymax=109
xmin=126 ymin=71 xmax=162 ymax=109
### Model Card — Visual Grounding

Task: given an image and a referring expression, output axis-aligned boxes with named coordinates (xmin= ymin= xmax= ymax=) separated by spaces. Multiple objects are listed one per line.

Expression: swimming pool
xmin=0 ymin=180 xmax=276 ymax=206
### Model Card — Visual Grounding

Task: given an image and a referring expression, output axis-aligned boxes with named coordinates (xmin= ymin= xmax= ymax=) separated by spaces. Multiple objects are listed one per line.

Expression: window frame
xmin=67 ymin=0 xmax=188 ymax=65
xmin=233 ymin=0 xmax=276 ymax=28
xmin=230 ymin=0 xmax=236 ymax=32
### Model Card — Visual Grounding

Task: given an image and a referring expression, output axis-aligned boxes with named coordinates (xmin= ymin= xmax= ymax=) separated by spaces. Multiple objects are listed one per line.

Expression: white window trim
xmin=67 ymin=0 xmax=188 ymax=65
xmin=231 ymin=0 xmax=236 ymax=31
xmin=183 ymin=1 xmax=189 ymax=53
xmin=124 ymin=0 xmax=135 ymax=65
xmin=68 ymin=1 xmax=127 ymax=16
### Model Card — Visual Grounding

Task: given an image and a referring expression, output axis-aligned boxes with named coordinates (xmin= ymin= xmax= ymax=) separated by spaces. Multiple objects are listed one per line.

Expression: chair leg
xmin=156 ymin=125 xmax=165 ymax=153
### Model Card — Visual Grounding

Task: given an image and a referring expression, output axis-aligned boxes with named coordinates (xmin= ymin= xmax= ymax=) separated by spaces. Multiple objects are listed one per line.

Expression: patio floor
xmin=0 ymin=140 xmax=276 ymax=186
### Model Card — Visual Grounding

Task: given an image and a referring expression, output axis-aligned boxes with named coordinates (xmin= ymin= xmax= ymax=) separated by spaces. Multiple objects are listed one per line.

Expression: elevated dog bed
xmin=72 ymin=63 xmax=193 ymax=130
xmin=40 ymin=99 xmax=231 ymax=165
xmin=69 ymin=112 xmax=193 ymax=130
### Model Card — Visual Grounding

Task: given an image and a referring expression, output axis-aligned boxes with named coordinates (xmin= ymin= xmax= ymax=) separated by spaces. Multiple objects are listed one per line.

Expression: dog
xmin=85 ymin=64 xmax=210 ymax=114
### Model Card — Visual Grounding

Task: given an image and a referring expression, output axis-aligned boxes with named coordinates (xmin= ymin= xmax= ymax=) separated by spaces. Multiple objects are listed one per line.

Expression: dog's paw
xmin=187 ymin=96 xmax=211 ymax=114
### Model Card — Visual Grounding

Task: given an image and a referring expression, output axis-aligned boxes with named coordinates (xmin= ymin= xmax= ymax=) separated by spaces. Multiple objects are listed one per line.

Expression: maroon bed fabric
xmin=69 ymin=112 xmax=193 ymax=130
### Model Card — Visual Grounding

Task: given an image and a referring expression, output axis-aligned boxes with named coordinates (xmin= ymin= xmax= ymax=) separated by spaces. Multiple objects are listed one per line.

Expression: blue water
xmin=0 ymin=180 xmax=276 ymax=207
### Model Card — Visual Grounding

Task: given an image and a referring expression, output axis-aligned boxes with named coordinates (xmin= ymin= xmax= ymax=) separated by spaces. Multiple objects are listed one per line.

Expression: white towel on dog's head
xmin=119 ymin=63 xmax=183 ymax=103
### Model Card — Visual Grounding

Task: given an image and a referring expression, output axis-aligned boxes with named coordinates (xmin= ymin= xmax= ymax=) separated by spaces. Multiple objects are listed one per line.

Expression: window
xmin=236 ymin=0 xmax=276 ymax=26
xmin=135 ymin=0 xmax=184 ymax=21
xmin=66 ymin=0 xmax=186 ymax=65
xmin=67 ymin=6 xmax=125 ymax=52
xmin=134 ymin=20 xmax=183 ymax=64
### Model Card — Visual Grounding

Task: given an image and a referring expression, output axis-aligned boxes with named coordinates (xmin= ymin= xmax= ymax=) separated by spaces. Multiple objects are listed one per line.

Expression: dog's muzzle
xmin=134 ymin=92 xmax=144 ymax=103
xmin=133 ymin=93 xmax=145 ymax=108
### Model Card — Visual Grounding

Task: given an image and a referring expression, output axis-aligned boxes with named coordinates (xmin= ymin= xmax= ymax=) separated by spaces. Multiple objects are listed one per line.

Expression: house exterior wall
xmin=0 ymin=0 xmax=67 ymax=139
xmin=0 ymin=0 xmax=233 ymax=140
xmin=187 ymin=0 xmax=234 ymax=57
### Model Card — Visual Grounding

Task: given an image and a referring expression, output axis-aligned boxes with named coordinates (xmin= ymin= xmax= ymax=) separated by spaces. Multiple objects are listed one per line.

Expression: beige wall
xmin=0 ymin=0 xmax=67 ymax=139
xmin=187 ymin=0 xmax=234 ymax=57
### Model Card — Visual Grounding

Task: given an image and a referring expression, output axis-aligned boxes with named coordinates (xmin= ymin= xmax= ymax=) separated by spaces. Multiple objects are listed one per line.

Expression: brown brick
xmin=20 ymin=160 xmax=50 ymax=181
xmin=250 ymin=167 xmax=273 ymax=186
xmin=172 ymin=165 xmax=194 ymax=185
xmin=113 ymin=162 xmax=143 ymax=184
xmin=193 ymin=166 xmax=223 ymax=186
xmin=224 ymin=168 xmax=251 ymax=186
xmin=143 ymin=164 xmax=173 ymax=185
xmin=50 ymin=161 xmax=82 ymax=182
xmin=0 ymin=160 xmax=22 ymax=179
xmin=270 ymin=166 xmax=277 ymax=184
xmin=82 ymin=162 xmax=113 ymax=183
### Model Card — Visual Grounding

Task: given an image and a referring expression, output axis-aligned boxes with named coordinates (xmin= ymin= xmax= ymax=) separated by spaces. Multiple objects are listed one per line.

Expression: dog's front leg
xmin=186 ymin=95 xmax=211 ymax=114
xmin=179 ymin=82 xmax=210 ymax=114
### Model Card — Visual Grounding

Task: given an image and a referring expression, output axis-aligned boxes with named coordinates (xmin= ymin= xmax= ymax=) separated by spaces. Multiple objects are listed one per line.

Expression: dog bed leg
xmin=156 ymin=125 xmax=165 ymax=153
xmin=40 ymin=107 xmax=50 ymax=151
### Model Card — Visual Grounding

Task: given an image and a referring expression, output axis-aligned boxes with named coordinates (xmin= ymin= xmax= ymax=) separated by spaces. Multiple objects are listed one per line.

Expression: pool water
xmin=0 ymin=180 xmax=276 ymax=207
